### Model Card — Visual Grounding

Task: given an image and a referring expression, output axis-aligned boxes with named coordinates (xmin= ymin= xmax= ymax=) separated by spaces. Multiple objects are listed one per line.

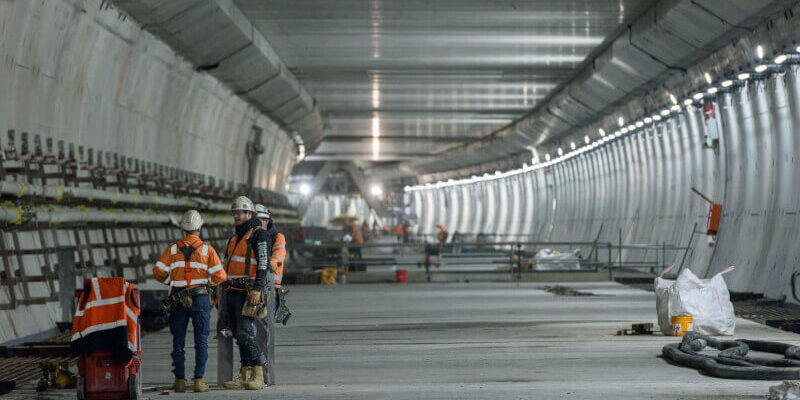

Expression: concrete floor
xmin=14 ymin=281 xmax=800 ymax=399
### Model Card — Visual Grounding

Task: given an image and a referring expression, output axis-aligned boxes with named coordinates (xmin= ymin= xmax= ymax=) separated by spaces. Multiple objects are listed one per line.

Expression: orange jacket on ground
xmin=153 ymin=234 xmax=226 ymax=288
xmin=71 ymin=277 xmax=140 ymax=362
xmin=225 ymin=227 xmax=261 ymax=279
xmin=271 ymin=232 xmax=287 ymax=288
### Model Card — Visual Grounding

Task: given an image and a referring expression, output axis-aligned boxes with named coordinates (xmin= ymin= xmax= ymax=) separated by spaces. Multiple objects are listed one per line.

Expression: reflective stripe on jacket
xmin=153 ymin=234 xmax=226 ymax=287
xmin=225 ymin=228 xmax=260 ymax=279
xmin=271 ymin=233 xmax=287 ymax=288
xmin=71 ymin=277 xmax=140 ymax=362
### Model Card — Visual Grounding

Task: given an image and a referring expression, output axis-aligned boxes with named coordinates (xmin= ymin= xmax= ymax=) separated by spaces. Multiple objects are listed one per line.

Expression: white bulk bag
xmin=655 ymin=266 xmax=736 ymax=336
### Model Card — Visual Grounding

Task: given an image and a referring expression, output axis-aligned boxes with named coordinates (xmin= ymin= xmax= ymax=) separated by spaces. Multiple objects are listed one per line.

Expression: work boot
xmin=223 ymin=367 xmax=251 ymax=390
xmin=169 ymin=378 xmax=186 ymax=393
xmin=245 ymin=366 xmax=265 ymax=390
xmin=193 ymin=377 xmax=209 ymax=392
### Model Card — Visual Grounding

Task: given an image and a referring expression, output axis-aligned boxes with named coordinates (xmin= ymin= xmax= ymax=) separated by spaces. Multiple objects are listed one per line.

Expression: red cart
xmin=74 ymin=284 xmax=141 ymax=400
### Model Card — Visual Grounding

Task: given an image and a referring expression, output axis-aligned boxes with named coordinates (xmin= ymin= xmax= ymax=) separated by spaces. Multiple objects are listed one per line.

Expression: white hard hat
xmin=255 ymin=204 xmax=271 ymax=219
xmin=231 ymin=196 xmax=255 ymax=212
xmin=180 ymin=210 xmax=204 ymax=231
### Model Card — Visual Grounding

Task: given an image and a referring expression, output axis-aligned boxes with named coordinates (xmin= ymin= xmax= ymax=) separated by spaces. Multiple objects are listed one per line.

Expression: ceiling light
xmin=653 ymin=115 xmax=662 ymax=121
xmin=669 ymin=94 xmax=677 ymax=104
xmin=598 ymin=128 xmax=606 ymax=136
xmin=370 ymin=184 xmax=383 ymax=196
xmin=626 ymin=124 xmax=634 ymax=131
xmin=545 ymin=153 xmax=551 ymax=161
xmin=670 ymin=105 xmax=681 ymax=111
xmin=618 ymin=117 xmax=624 ymax=127
xmin=721 ymin=80 xmax=733 ymax=88
xmin=737 ymin=72 xmax=751 ymax=80
xmin=660 ymin=109 xmax=670 ymax=116
xmin=683 ymin=98 xmax=693 ymax=105
xmin=299 ymin=183 xmax=311 ymax=196
xmin=557 ymin=148 xmax=563 ymax=156
xmin=707 ymin=87 xmax=718 ymax=94
xmin=756 ymin=45 xmax=764 ymax=59
xmin=621 ymin=127 xmax=628 ymax=134
xmin=775 ymin=54 xmax=788 ymax=64
xmin=570 ymin=142 xmax=576 ymax=150
xmin=635 ymin=121 xmax=644 ymax=128
xmin=693 ymin=92 xmax=704 ymax=100
xmin=704 ymin=72 xmax=712 ymax=84
xmin=584 ymin=135 xmax=590 ymax=144
xmin=644 ymin=117 xmax=652 ymax=123
xmin=755 ymin=64 xmax=768 ymax=73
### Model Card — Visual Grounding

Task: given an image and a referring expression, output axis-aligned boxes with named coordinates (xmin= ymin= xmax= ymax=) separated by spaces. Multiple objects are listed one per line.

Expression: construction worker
xmin=221 ymin=196 xmax=273 ymax=391
xmin=255 ymin=204 xmax=288 ymax=318
xmin=152 ymin=210 xmax=226 ymax=393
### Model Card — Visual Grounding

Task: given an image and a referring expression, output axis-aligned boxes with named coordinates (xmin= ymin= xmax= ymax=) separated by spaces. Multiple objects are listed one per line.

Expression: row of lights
xmin=405 ymin=43 xmax=799 ymax=192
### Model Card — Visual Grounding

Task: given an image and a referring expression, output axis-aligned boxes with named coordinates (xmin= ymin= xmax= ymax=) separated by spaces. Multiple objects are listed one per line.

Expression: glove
xmin=248 ymin=290 xmax=261 ymax=305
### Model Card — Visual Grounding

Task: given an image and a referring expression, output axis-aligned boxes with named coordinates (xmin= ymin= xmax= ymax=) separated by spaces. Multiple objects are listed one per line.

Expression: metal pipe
xmin=0 ymin=203 xmax=231 ymax=226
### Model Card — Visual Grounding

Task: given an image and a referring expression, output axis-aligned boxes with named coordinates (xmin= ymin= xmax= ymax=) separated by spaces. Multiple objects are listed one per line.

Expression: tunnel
xmin=4 ymin=0 xmax=800 ymax=398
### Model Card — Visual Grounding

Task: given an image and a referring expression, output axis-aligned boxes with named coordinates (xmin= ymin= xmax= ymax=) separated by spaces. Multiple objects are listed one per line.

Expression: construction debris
xmin=616 ymin=323 xmax=654 ymax=336
xmin=543 ymin=285 xmax=595 ymax=296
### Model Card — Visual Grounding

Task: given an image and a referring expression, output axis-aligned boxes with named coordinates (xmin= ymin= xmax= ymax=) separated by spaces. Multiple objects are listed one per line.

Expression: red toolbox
xmin=74 ymin=282 xmax=141 ymax=400
xmin=77 ymin=351 xmax=141 ymax=400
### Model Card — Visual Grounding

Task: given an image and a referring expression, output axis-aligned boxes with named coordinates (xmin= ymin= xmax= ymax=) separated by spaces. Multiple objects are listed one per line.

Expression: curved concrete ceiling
xmin=234 ymin=0 xmax=653 ymax=165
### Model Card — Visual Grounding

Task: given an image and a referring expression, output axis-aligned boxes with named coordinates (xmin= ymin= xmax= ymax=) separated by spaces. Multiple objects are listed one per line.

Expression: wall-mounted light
xmin=756 ymin=45 xmax=764 ymax=59
xmin=545 ymin=153 xmax=551 ymax=161
xmin=704 ymin=72 xmax=712 ymax=84
xmin=598 ymin=128 xmax=606 ymax=136
xmin=669 ymin=94 xmax=678 ymax=104
xmin=618 ymin=117 xmax=624 ymax=127
xmin=570 ymin=142 xmax=576 ymax=150
xmin=300 ymin=183 xmax=311 ymax=196
xmin=584 ymin=135 xmax=590 ymax=144
xmin=557 ymin=148 xmax=563 ymax=156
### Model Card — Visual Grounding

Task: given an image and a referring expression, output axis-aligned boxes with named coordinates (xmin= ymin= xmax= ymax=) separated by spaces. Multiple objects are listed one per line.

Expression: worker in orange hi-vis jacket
xmin=153 ymin=210 xmax=226 ymax=393
xmin=254 ymin=204 xmax=291 ymax=325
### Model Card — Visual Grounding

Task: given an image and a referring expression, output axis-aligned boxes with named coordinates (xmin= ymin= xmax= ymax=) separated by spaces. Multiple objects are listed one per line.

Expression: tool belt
xmin=161 ymin=286 xmax=210 ymax=315
xmin=226 ymin=277 xmax=254 ymax=291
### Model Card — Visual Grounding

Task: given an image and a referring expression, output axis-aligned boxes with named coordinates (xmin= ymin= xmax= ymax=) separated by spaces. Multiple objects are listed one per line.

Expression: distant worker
xmin=393 ymin=224 xmax=403 ymax=240
xmin=221 ymin=196 xmax=273 ymax=391
xmin=436 ymin=225 xmax=449 ymax=267
xmin=255 ymin=204 xmax=291 ymax=324
xmin=350 ymin=222 xmax=363 ymax=259
xmin=361 ymin=220 xmax=370 ymax=242
xmin=153 ymin=210 xmax=227 ymax=393
xmin=402 ymin=220 xmax=411 ymax=243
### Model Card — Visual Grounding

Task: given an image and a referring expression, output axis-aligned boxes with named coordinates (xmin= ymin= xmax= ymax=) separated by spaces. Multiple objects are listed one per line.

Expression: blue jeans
xmin=169 ymin=294 xmax=210 ymax=379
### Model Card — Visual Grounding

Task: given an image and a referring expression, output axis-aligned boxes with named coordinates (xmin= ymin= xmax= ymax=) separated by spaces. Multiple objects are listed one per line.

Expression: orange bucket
xmin=671 ymin=315 xmax=693 ymax=336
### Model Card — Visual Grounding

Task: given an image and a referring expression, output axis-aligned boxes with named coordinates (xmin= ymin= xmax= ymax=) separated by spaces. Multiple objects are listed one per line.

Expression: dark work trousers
xmin=225 ymin=290 xmax=266 ymax=367
xmin=169 ymin=294 xmax=210 ymax=379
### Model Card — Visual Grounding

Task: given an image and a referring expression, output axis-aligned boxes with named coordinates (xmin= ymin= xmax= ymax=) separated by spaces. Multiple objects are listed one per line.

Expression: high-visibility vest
xmin=153 ymin=235 xmax=226 ymax=288
xmin=225 ymin=228 xmax=261 ymax=280
xmin=271 ymin=233 xmax=287 ymax=288
xmin=71 ymin=277 xmax=140 ymax=362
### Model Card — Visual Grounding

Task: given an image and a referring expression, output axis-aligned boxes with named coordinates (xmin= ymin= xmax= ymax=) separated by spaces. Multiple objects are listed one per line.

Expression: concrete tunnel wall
xmin=0 ymin=0 xmax=297 ymax=192
xmin=408 ymin=65 xmax=800 ymax=303
xmin=0 ymin=0 xmax=298 ymax=344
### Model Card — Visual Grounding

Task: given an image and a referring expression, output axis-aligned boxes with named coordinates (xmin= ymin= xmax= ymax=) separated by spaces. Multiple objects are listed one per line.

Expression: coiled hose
xmin=662 ymin=331 xmax=800 ymax=380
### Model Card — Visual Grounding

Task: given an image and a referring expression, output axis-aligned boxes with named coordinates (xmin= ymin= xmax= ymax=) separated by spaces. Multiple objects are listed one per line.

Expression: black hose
xmin=662 ymin=332 xmax=800 ymax=380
